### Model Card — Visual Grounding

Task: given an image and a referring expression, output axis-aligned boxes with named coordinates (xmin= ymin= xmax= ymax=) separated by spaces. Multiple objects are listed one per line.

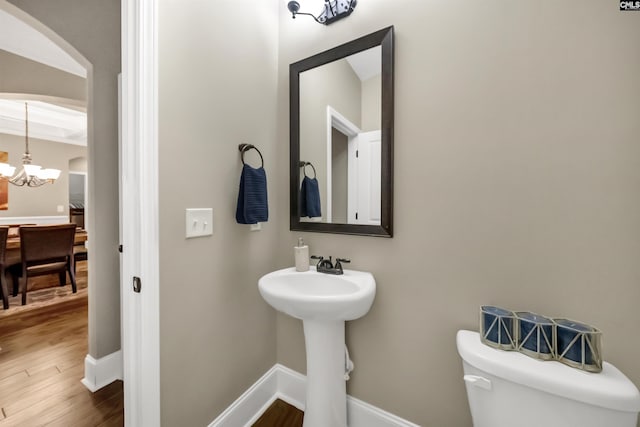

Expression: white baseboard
xmin=208 ymin=364 xmax=420 ymax=427
xmin=81 ymin=350 xmax=123 ymax=392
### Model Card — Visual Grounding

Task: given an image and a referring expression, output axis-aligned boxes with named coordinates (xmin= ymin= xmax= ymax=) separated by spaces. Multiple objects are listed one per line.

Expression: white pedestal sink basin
xmin=259 ymin=267 xmax=376 ymax=427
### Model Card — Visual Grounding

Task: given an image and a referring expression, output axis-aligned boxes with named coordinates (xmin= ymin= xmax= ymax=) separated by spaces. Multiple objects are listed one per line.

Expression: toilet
xmin=456 ymin=330 xmax=640 ymax=427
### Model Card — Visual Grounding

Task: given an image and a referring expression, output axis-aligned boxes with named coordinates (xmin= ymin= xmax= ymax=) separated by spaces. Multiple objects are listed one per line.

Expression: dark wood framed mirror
xmin=290 ymin=26 xmax=394 ymax=237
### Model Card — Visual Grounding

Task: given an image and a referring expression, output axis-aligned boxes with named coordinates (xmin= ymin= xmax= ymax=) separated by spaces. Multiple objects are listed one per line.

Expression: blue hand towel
xmin=236 ymin=164 xmax=268 ymax=224
xmin=300 ymin=176 xmax=321 ymax=218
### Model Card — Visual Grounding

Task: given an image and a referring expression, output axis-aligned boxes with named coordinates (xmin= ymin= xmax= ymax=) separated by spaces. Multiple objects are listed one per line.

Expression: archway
xmin=0 ymin=0 xmax=118 ymax=400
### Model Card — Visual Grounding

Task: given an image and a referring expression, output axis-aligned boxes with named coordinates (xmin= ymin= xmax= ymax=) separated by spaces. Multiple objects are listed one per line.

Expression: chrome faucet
xmin=310 ymin=255 xmax=350 ymax=275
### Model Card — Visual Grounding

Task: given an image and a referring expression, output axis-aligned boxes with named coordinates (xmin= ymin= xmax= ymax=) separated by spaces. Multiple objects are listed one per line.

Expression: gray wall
xmin=0 ymin=133 xmax=86 ymax=216
xmin=0 ymin=49 xmax=86 ymax=101
xmin=277 ymin=1 xmax=640 ymax=426
xmin=69 ymin=156 xmax=87 ymax=173
xmin=157 ymin=1 xmax=279 ymax=425
xmin=6 ymin=0 xmax=122 ymax=359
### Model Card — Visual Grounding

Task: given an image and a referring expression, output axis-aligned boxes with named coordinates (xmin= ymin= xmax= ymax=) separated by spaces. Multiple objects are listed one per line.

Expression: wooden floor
xmin=0 ymin=262 xmax=124 ymax=426
xmin=252 ymin=399 xmax=304 ymax=427
xmin=0 ymin=261 xmax=89 ymax=319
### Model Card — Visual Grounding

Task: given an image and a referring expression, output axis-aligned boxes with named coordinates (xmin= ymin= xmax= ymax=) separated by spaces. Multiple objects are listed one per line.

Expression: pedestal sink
xmin=258 ymin=267 xmax=376 ymax=427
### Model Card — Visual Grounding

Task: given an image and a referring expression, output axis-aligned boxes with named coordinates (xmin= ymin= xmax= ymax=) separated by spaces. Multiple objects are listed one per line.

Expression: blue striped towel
xmin=236 ymin=164 xmax=268 ymax=224
xmin=300 ymin=176 xmax=321 ymax=218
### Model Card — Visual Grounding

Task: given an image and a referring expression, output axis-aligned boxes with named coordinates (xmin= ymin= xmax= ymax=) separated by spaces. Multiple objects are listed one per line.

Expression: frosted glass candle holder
xmin=516 ymin=312 xmax=555 ymax=360
xmin=554 ymin=318 xmax=602 ymax=373
xmin=480 ymin=306 xmax=517 ymax=350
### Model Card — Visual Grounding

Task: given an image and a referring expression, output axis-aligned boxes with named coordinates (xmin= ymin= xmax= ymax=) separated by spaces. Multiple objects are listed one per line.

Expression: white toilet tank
xmin=456 ymin=330 xmax=640 ymax=427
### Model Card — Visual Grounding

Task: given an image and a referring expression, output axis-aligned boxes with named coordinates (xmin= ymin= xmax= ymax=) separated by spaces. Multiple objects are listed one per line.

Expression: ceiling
xmin=0 ymin=7 xmax=87 ymax=146
xmin=0 ymin=99 xmax=86 ymax=146
xmin=346 ymin=46 xmax=381 ymax=82
xmin=0 ymin=8 xmax=86 ymax=77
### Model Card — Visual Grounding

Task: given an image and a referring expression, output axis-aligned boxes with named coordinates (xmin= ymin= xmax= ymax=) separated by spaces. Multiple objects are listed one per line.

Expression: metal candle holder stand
xmin=479 ymin=306 xmax=603 ymax=373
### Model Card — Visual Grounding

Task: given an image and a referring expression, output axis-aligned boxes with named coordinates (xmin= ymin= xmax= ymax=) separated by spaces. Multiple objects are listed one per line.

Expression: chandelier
xmin=0 ymin=102 xmax=61 ymax=187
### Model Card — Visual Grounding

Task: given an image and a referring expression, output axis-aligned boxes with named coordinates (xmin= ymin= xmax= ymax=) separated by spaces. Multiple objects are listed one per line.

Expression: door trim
xmin=121 ymin=0 xmax=161 ymax=425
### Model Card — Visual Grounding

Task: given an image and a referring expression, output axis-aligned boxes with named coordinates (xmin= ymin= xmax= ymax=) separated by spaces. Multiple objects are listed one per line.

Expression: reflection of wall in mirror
xmin=299 ymin=48 xmax=382 ymax=224
xmin=361 ymin=74 xmax=381 ymax=132
xmin=300 ymin=58 xmax=361 ymax=222
xmin=331 ymin=128 xmax=348 ymax=223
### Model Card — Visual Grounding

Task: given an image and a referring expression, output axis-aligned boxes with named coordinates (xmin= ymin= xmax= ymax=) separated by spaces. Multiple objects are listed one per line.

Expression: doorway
xmin=69 ymin=166 xmax=87 ymax=229
xmin=0 ymin=0 xmax=123 ymax=424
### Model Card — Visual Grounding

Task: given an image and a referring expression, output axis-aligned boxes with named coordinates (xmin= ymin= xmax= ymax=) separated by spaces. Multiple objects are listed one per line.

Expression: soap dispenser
xmin=294 ymin=237 xmax=309 ymax=272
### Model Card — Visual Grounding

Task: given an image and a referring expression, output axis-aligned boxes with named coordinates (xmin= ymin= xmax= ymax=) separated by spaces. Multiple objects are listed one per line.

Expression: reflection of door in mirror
xmin=299 ymin=45 xmax=381 ymax=225
xmin=349 ymin=130 xmax=381 ymax=225
xmin=329 ymin=121 xmax=381 ymax=226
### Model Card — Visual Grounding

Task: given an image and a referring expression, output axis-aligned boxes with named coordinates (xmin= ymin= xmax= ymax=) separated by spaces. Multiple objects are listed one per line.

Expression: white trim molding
xmin=121 ymin=0 xmax=161 ymax=425
xmin=208 ymin=364 xmax=420 ymax=427
xmin=81 ymin=350 xmax=123 ymax=392
xmin=0 ymin=216 xmax=68 ymax=225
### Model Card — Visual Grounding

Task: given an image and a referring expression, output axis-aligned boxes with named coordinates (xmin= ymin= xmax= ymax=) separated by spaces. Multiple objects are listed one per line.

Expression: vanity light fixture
xmin=0 ymin=102 xmax=61 ymax=187
xmin=287 ymin=0 xmax=357 ymax=25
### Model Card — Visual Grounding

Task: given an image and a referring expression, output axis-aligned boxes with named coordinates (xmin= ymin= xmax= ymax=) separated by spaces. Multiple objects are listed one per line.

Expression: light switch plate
xmin=185 ymin=208 xmax=213 ymax=238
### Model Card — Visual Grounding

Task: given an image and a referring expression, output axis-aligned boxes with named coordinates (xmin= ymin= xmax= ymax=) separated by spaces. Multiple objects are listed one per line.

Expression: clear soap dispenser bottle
xmin=294 ymin=237 xmax=309 ymax=272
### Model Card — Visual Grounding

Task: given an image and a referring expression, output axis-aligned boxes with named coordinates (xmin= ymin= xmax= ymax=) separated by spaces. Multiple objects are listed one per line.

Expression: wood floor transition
xmin=0 ymin=261 xmax=124 ymax=426
xmin=1 ymin=263 xmax=304 ymax=426
xmin=252 ymin=399 xmax=304 ymax=427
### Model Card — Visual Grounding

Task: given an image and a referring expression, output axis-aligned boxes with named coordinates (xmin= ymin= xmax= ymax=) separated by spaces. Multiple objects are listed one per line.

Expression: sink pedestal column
xmin=302 ymin=319 xmax=347 ymax=427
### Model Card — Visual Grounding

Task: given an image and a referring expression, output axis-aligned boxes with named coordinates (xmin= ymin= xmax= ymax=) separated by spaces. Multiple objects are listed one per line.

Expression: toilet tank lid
xmin=456 ymin=330 xmax=640 ymax=413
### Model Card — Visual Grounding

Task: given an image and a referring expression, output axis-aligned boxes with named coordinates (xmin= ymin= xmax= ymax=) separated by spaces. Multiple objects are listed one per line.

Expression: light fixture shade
xmin=0 ymin=163 xmax=16 ymax=177
xmin=23 ymin=164 xmax=42 ymax=177
xmin=0 ymin=103 xmax=61 ymax=187
xmin=34 ymin=169 xmax=49 ymax=179
xmin=39 ymin=168 xmax=61 ymax=180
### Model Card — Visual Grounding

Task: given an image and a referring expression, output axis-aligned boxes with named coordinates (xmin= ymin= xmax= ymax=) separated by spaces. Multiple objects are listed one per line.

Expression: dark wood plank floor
xmin=252 ymin=399 xmax=304 ymax=427
xmin=0 ymin=261 xmax=124 ymax=426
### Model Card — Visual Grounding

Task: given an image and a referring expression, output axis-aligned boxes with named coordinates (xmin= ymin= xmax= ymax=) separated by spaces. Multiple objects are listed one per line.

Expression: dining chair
xmin=73 ymin=243 xmax=88 ymax=274
xmin=10 ymin=224 xmax=77 ymax=306
xmin=0 ymin=226 xmax=10 ymax=309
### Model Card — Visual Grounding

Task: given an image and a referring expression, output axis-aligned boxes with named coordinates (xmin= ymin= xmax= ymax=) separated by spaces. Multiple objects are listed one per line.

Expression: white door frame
xmin=121 ymin=0 xmax=161 ymax=425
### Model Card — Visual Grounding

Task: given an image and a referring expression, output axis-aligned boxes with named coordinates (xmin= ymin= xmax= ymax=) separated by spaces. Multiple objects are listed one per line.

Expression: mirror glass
xmin=290 ymin=27 xmax=393 ymax=237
